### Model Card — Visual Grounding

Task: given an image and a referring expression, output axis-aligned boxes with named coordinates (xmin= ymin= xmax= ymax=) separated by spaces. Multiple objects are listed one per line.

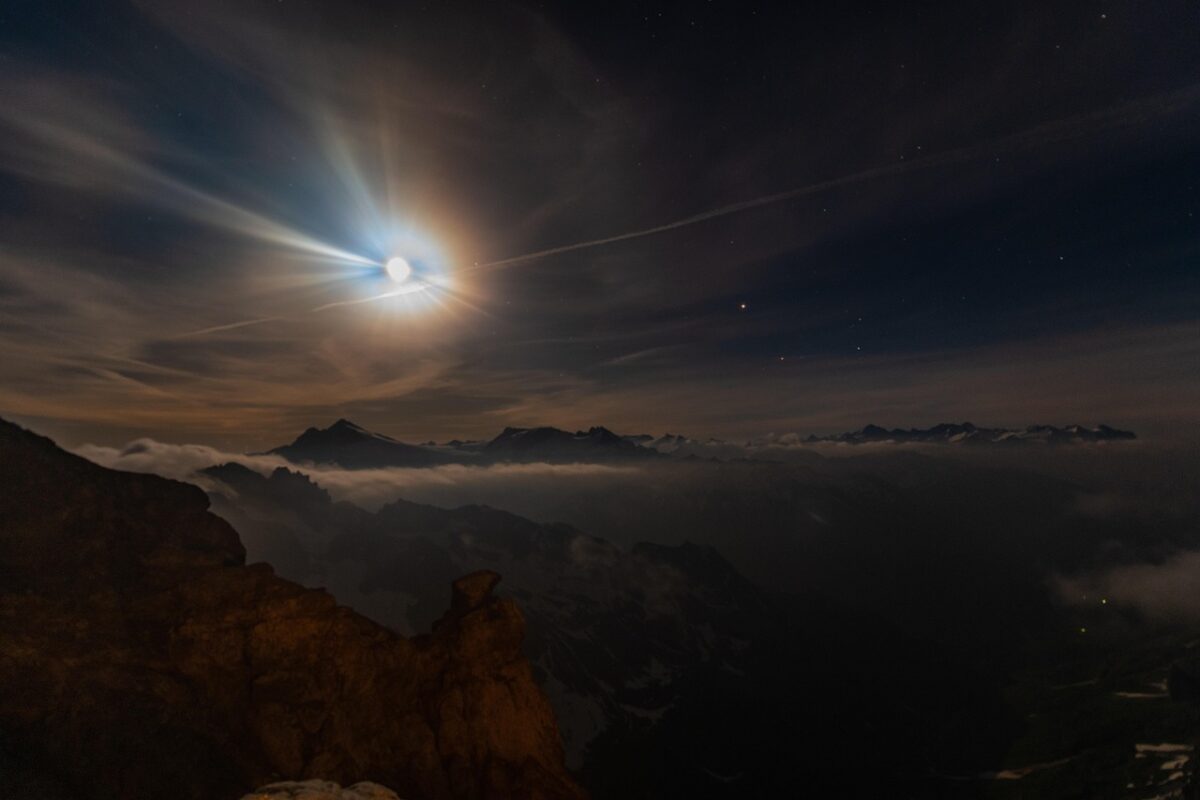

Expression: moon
xmin=385 ymin=256 xmax=412 ymax=283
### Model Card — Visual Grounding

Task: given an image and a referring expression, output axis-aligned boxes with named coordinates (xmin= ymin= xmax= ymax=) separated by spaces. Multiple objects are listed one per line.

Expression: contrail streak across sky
xmin=469 ymin=83 xmax=1200 ymax=271
xmin=178 ymin=83 xmax=1200 ymax=338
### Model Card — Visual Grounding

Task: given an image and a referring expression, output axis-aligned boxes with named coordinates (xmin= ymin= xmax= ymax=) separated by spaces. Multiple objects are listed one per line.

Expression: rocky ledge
xmin=241 ymin=780 xmax=402 ymax=800
xmin=0 ymin=419 xmax=585 ymax=800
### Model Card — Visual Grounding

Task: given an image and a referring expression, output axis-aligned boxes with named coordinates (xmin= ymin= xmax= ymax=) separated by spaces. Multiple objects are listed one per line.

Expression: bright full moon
xmin=385 ymin=256 xmax=412 ymax=283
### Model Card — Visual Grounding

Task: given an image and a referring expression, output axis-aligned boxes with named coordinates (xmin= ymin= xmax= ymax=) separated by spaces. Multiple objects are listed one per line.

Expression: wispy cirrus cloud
xmin=0 ymin=0 xmax=1197 ymax=450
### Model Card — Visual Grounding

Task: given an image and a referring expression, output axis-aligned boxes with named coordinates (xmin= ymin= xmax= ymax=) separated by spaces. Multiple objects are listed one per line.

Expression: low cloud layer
xmin=77 ymin=439 xmax=643 ymax=511
xmin=78 ymin=433 xmax=1200 ymax=618
xmin=1058 ymin=551 xmax=1200 ymax=624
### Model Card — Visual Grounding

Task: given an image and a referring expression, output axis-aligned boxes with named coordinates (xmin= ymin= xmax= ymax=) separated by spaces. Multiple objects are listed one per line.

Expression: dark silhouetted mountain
xmin=0 ymin=418 xmax=585 ymax=800
xmin=482 ymin=425 xmax=656 ymax=462
xmin=804 ymin=422 xmax=1136 ymax=445
xmin=201 ymin=427 xmax=1199 ymax=799
xmin=201 ymin=461 xmax=1014 ymax=798
xmin=265 ymin=418 xmax=445 ymax=468
xmin=265 ymin=421 xmax=659 ymax=469
xmin=263 ymin=421 xmax=1137 ymax=470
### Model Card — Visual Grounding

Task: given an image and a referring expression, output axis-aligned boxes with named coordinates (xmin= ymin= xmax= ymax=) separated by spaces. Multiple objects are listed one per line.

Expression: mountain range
xmin=1 ymin=414 xmax=1188 ymax=798
xmin=261 ymin=419 xmax=1137 ymax=471
xmin=199 ymin=460 xmax=1023 ymax=797
xmin=265 ymin=419 xmax=657 ymax=468
xmin=0 ymin=418 xmax=583 ymax=800
xmin=798 ymin=422 xmax=1137 ymax=446
xmin=264 ymin=419 xmax=446 ymax=468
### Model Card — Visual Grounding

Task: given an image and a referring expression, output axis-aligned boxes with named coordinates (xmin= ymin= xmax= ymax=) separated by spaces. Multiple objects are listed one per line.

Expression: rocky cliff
xmin=0 ymin=419 xmax=585 ymax=800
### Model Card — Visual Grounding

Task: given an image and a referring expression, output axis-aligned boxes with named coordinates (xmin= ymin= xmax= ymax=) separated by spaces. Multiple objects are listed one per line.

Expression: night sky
xmin=0 ymin=0 xmax=1197 ymax=448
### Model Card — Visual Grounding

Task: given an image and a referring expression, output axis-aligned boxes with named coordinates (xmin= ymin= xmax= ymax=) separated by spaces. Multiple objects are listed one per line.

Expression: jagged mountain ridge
xmin=0 ymin=419 xmax=585 ymax=800
xmin=481 ymin=425 xmax=654 ymax=462
xmin=203 ymin=461 xmax=788 ymax=764
xmin=798 ymin=421 xmax=1137 ymax=445
xmin=264 ymin=420 xmax=658 ymax=468
xmin=201 ymin=461 xmax=1004 ymax=797
xmin=637 ymin=423 xmax=1138 ymax=453
xmin=262 ymin=419 xmax=1137 ymax=471
xmin=265 ymin=418 xmax=447 ymax=468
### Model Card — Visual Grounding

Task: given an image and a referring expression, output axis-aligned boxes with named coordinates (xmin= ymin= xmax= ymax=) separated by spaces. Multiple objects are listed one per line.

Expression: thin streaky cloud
xmin=80 ymin=82 xmax=1200 ymax=341
xmin=471 ymin=84 xmax=1200 ymax=271
xmin=176 ymin=285 xmax=449 ymax=336
xmin=174 ymin=316 xmax=287 ymax=338
xmin=0 ymin=93 xmax=380 ymax=270
xmin=310 ymin=287 xmax=426 ymax=312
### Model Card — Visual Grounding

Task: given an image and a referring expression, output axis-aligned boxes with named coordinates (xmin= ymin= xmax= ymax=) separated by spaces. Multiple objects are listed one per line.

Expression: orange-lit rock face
xmin=241 ymin=780 xmax=401 ymax=800
xmin=0 ymin=419 xmax=585 ymax=800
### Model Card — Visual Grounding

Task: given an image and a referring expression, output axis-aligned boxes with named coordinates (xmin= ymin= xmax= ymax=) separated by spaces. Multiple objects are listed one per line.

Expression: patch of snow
xmin=988 ymin=757 xmax=1072 ymax=780
xmin=700 ymin=766 xmax=743 ymax=784
xmin=1137 ymin=744 xmax=1194 ymax=754
xmin=623 ymin=657 xmax=676 ymax=689
xmin=619 ymin=701 xmax=671 ymax=722
xmin=534 ymin=665 xmax=611 ymax=768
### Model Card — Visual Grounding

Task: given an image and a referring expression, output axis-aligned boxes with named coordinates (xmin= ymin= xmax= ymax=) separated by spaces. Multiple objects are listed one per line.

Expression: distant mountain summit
xmin=482 ymin=425 xmax=654 ymax=462
xmin=804 ymin=422 xmax=1136 ymax=445
xmin=265 ymin=421 xmax=658 ymax=468
xmin=266 ymin=418 xmax=444 ymax=468
xmin=262 ymin=419 xmax=1136 ymax=471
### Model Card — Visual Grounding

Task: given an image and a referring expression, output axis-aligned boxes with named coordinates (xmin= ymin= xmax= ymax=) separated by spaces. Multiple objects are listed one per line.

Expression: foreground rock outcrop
xmin=241 ymin=780 xmax=401 ymax=799
xmin=0 ymin=419 xmax=585 ymax=800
